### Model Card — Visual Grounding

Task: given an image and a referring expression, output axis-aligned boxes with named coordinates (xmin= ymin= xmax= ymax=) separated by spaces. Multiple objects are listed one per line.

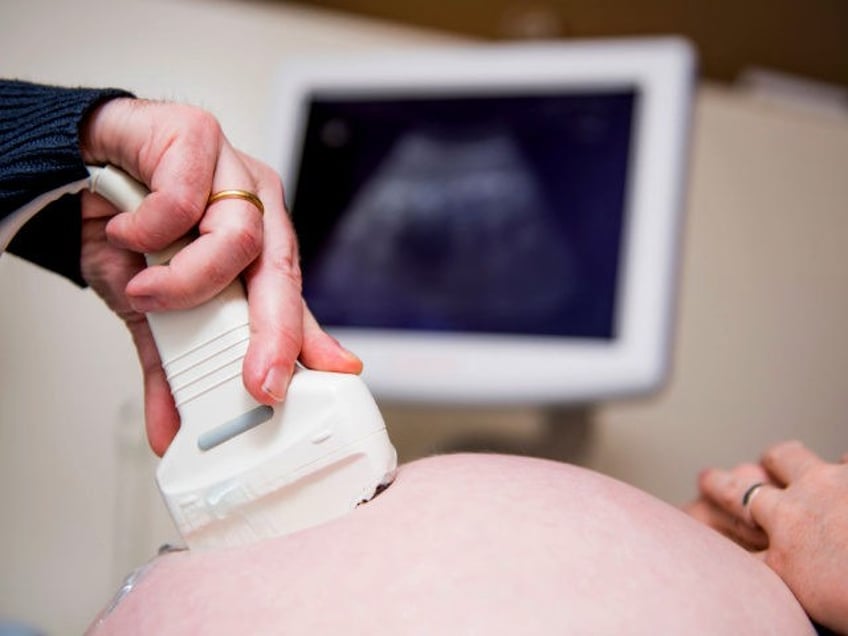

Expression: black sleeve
xmin=0 ymin=80 xmax=134 ymax=286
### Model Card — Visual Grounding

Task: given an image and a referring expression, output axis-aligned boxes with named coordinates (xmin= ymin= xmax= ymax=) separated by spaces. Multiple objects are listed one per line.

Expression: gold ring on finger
xmin=207 ymin=189 xmax=264 ymax=215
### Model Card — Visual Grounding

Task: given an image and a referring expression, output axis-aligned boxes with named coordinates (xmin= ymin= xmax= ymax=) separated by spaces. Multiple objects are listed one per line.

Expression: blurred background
xmin=288 ymin=0 xmax=848 ymax=86
xmin=0 ymin=0 xmax=846 ymax=633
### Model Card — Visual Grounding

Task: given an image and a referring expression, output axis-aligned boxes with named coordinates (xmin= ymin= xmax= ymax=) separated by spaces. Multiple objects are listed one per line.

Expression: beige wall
xmin=589 ymin=87 xmax=848 ymax=502
xmin=1 ymin=0 xmax=846 ymax=633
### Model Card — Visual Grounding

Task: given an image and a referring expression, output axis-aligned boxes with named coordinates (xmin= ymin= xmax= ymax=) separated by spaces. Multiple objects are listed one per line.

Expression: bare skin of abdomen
xmin=89 ymin=454 xmax=813 ymax=635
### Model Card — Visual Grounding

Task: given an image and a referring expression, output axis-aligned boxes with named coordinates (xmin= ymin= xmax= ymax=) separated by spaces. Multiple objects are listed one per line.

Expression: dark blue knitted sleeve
xmin=0 ymin=80 xmax=133 ymax=285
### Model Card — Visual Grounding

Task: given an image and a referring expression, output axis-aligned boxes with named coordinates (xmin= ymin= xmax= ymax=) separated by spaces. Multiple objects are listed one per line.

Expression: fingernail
xmin=324 ymin=335 xmax=363 ymax=367
xmin=341 ymin=345 xmax=362 ymax=363
xmin=339 ymin=345 xmax=364 ymax=371
xmin=262 ymin=367 xmax=289 ymax=402
xmin=129 ymin=295 xmax=160 ymax=313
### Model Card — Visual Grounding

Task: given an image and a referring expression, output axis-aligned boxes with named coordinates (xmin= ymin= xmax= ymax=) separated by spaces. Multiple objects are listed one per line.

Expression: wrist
xmin=79 ymin=96 xmax=137 ymax=166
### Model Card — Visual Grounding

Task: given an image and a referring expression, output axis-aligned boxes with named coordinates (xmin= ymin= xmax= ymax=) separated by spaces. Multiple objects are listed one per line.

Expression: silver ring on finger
xmin=742 ymin=482 xmax=766 ymax=523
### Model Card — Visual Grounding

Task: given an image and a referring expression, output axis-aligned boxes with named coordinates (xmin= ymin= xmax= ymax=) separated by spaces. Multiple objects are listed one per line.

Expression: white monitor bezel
xmin=270 ymin=38 xmax=695 ymax=405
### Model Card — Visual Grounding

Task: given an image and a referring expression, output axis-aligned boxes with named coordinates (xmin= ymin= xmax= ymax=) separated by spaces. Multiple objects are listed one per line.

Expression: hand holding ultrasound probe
xmin=77 ymin=97 xmax=364 ymax=455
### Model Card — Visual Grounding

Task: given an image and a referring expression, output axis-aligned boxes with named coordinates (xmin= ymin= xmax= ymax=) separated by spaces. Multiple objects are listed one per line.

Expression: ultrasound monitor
xmin=270 ymin=38 xmax=695 ymax=404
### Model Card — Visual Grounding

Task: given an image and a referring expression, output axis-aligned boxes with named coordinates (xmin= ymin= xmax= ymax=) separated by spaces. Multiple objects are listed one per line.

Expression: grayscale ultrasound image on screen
xmin=289 ymin=89 xmax=636 ymax=339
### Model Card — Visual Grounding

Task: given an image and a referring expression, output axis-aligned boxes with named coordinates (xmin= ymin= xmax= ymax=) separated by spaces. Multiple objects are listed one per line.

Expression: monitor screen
xmin=272 ymin=40 xmax=694 ymax=404
xmin=291 ymin=89 xmax=637 ymax=341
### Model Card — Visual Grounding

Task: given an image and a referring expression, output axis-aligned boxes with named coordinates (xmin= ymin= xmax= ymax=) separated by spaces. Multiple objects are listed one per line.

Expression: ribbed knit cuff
xmin=1 ymin=80 xmax=134 ymax=285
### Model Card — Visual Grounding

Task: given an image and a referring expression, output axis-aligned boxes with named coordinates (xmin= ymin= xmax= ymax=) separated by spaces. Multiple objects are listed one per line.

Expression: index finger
xmin=761 ymin=440 xmax=825 ymax=486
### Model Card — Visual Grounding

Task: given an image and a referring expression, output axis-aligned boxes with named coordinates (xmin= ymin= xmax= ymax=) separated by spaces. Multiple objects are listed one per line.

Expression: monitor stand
xmin=382 ymin=404 xmax=596 ymax=466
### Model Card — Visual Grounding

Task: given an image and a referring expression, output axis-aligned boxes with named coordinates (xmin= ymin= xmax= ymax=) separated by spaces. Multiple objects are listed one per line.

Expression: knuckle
xmin=181 ymin=105 xmax=223 ymax=142
xmin=258 ymin=167 xmax=290 ymax=216
xmin=242 ymin=152 xmax=285 ymax=193
xmin=230 ymin=223 xmax=263 ymax=264
xmin=205 ymin=258 xmax=235 ymax=289
xmin=268 ymin=243 xmax=302 ymax=287
xmin=242 ymin=220 xmax=264 ymax=252
xmin=136 ymin=232 xmax=168 ymax=254
xmin=168 ymin=189 xmax=206 ymax=227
